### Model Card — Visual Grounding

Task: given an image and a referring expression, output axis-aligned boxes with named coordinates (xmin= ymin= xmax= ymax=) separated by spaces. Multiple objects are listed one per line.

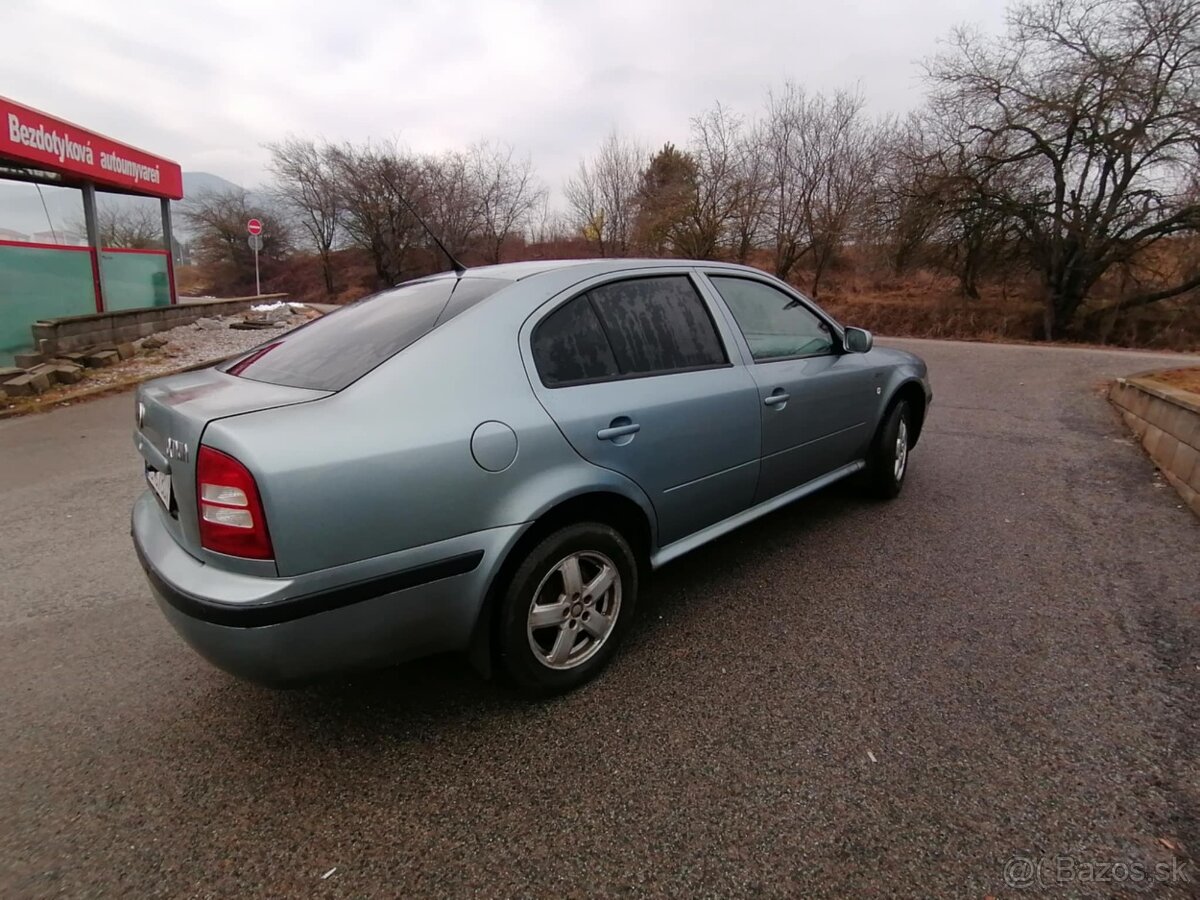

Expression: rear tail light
xmin=196 ymin=446 xmax=274 ymax=560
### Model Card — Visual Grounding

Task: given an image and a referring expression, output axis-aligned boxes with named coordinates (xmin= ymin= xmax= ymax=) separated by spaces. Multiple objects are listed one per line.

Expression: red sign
xmin=247 ymin=219 xmax=263 ymax=235
xmin=0 ymin=96 xmax=183 ymax=200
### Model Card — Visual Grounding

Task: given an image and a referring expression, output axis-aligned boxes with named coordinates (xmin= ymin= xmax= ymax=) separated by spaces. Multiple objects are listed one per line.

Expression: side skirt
xmin=649 ymin=460 xmax=865 ymax=569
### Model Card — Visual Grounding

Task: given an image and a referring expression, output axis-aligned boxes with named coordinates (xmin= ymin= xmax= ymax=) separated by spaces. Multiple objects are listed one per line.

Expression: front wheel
xmin=497 ymin=522 xmax=638 ymax=695
xmin=862 ymin=399 xmax=911 ymax=499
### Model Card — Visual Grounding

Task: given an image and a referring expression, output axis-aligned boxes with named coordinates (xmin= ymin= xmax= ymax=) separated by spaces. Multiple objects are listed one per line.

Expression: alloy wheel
xmin=526 ymin=551 xmax=622 ymax=670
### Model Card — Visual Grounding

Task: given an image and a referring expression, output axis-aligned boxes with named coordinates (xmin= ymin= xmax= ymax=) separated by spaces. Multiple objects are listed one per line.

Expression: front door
xmin=704 ymin=274 xmax=879 ymax=503
xmin=524 ymin=273 xmax=761 ymax=546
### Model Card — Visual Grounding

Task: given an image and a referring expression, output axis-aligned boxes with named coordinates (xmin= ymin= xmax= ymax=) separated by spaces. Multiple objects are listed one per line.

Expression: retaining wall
xmin=1110 ymin=375 xmax=1200 ymax=519
xmin=32 ymin=294 xmax=288 ymax=355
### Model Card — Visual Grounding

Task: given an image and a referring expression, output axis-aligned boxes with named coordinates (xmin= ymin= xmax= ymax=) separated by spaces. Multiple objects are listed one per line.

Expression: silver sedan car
xmin=132 ymin=259 xmax=930 ymax=693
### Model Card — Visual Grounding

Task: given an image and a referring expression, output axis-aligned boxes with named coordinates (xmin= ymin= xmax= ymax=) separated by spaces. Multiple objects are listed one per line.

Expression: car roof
xmin=419 ymin=258 xmax=760 ymax=284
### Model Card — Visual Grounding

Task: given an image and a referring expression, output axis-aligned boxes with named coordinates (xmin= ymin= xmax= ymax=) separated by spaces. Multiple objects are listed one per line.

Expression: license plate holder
xmin=147 ymin=467 xmax=172 ymax=510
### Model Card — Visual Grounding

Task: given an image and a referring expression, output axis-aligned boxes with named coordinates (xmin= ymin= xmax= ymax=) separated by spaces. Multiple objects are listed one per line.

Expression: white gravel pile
xmin=74 ymin=313 xmax=313 ymax=389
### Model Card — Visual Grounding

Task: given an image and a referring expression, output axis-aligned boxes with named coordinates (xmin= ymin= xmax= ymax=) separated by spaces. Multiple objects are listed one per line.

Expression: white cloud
xmin=2 ymin=0 xmax=1009 ymax=196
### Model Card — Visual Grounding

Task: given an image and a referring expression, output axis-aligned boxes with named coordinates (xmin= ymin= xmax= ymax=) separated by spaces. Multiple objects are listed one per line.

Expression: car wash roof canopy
xmin=0 ymin=96 xmax=184 ymax=361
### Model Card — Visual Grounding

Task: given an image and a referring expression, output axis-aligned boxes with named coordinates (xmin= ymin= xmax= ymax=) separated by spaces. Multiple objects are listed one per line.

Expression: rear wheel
xmin=862 ymin=399 xmax=911 ymax=499
xmin=497 ymin=522 xmax=638 ymax=694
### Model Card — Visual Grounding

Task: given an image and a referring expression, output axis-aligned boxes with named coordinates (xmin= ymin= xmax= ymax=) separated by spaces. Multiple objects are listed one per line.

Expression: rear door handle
xmin=763 ymin=390 xmax=790 ymax=407
xmin=597 ymin=422 xmax=640 ymax=441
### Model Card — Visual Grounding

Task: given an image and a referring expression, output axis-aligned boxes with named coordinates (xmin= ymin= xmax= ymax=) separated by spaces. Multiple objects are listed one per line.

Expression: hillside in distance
xmin=0 ymin=171 xmax=249 ymax=240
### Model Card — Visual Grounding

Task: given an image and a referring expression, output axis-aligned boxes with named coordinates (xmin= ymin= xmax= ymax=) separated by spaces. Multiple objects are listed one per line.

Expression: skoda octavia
xmin=132 ymin=259 xmax=930 ymax=693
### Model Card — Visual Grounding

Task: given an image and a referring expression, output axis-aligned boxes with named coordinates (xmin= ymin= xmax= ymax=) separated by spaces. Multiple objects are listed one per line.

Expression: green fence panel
xmin=98 ymin=250 xmax=171 ymax=311
xmin=0 ymin=244 xmax=97 ymax=361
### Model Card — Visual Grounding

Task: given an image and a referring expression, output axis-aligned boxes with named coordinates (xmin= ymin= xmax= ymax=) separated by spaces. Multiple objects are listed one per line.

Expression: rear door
xmin=702 ymin=274 xmax=880 ymax=502
xmin=522 ymin=271 xmax=760 ymax=547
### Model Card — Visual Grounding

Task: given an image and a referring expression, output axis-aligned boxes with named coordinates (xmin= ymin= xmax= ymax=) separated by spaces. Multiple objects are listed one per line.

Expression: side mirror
xmin=844 ymin=327 xmax=873 ymax=354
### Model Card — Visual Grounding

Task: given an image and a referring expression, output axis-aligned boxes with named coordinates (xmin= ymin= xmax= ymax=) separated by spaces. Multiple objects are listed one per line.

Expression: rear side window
xmin=531 ymin=296 xmax=619 ymax=386
xmin=588 ymin=276 xmax=726 ymax=375
xmin=225 ymin=276 xmax=509 ymax=391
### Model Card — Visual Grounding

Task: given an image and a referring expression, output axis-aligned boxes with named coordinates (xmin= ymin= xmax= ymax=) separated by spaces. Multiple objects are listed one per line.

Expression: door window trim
xmin=529 ymin=271 xmax=734 ymax=389
xmin=702 ymin=272 xmax=846 ymax=365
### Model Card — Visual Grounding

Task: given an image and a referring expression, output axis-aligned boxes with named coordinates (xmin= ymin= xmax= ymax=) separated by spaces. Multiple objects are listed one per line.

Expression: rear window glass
xmin=224 ymin=276 xmax=509 ymax=391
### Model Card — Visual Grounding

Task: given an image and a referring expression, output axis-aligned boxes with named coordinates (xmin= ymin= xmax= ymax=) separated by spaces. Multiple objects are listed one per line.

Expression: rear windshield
xmin=223 ymin=276 xmax=509 ymax=391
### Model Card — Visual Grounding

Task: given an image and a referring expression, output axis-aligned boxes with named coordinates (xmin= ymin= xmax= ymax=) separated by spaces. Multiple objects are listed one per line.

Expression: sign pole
xmin=246 ymin=219 xmax=264 ymax=296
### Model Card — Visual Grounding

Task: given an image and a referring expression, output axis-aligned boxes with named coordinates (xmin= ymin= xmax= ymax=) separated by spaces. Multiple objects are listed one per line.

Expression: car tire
xmin=497 ymin=522 xmax=638 ymax=695
xmin=862 ymin=399 xmax=911 ymax=500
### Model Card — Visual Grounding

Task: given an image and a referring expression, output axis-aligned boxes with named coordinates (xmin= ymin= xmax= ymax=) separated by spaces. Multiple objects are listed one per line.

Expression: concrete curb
xmin=1110 ymin=373 xmax=1200 ymax=519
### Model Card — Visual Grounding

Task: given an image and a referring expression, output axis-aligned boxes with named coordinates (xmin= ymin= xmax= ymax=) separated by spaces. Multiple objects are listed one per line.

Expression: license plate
xmin=147 ymin=467 xmax=172 ymax=509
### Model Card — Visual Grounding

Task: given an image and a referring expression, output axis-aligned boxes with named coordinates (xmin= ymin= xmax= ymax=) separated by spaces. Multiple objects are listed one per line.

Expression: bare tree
xmin=673 ymin=104 xmax=745 ymax=259
xmin=418 ymin=150 xmax=479 ymax=264
xmin=925 ymin=0 xmax=1200 ymax=337
xmin=75 ymin=202 xmax=162 ymax=249
xmin=328 ymin=141 xmax=423 ymax=285
xmin=266 ymin=137 xmax=343 ymax=297
xmin=761 ymin=84 xmax=881 ymax=293
xmin=565 ymin=130 xmax=643 ymax=256
xmin=730 ymin=122 xmax=772 ymax=263
xmin=469 ymin=142 xmax=545 ymax=264
xmin=181 ymin=187 xmax=291 ymax=293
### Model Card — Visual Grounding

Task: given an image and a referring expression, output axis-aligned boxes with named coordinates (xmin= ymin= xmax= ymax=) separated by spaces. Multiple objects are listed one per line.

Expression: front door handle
xmin=764 ymin=389 xmax=790 ymax=408
xmin=597 ymin=421 xmax=641 ymax=441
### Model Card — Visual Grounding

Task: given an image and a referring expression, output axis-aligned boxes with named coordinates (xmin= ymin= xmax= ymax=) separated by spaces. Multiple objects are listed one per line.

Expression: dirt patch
xmin=1144 ymin=367 xmax=1200 ymax=396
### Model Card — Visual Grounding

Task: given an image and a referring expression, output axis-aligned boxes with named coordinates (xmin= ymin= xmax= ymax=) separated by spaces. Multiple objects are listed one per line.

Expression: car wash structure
xmin=0 ymin=96 xmax=184 ymax=361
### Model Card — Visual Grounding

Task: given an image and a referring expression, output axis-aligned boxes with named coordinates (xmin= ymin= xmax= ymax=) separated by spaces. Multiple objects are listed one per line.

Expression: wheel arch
xmin=887 ymin=378 xmax=928 ymax=447
xmin=466 ymin=489 xmax=654 ymax=677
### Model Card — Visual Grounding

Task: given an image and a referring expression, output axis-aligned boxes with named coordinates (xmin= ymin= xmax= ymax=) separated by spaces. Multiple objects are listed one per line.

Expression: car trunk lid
xmin=134 ymin=367 xmax=330 ymax=560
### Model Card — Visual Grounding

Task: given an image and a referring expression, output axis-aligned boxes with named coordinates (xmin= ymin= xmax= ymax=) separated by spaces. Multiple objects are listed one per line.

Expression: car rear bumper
xmin=132 ymin=491 xmax=522 ymax=685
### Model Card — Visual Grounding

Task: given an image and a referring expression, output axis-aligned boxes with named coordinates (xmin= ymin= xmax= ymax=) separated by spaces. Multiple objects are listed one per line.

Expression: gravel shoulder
xmin=0 ymin=305 xmax=316 ymax=418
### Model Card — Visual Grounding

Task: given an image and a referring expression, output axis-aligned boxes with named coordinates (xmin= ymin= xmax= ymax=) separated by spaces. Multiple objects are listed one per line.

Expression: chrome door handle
xmin=597 ymin=422 xmax=640 ymax=440
xmin=763 ymin=390 xmax=790 ymax=407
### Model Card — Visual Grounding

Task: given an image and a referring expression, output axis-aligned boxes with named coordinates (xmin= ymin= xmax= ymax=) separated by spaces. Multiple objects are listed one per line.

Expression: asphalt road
xmin=1 ymin=338 xmax=1197 ymax=898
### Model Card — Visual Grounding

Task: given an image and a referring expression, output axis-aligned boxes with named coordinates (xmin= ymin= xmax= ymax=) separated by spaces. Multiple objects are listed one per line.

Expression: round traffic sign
xmin=247 ymin=218 xmax=263 ymax=235
xmin=247 ymin=234 xmax=263 ymax=251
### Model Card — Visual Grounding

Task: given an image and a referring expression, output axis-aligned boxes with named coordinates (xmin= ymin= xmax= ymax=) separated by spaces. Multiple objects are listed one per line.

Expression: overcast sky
xmin=3 ymin=0 xmax=1009 ymax=195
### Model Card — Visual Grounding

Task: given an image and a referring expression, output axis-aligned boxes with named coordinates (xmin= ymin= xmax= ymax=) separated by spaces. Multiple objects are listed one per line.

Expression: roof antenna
xmin=388 ymin=181 xmax=466 ymax=276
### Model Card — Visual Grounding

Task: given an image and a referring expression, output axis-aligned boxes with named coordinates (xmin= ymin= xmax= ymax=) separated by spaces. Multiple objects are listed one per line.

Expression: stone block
xmin=1130 ymin=390 xmax=1151 ymax=418
xmin=2 ymin=372 xmax=50 ymax=395
xmin=13 ymin=351 xmax=43 ymax=369
xmin=1156 ymin=433 xmax=1179 ymax=467
xmin=1170 ymin=441 xmax=1199 ymax=486
xmin=1122 ymin=410 xmax=1148 ymax=440
xmin=58 ymin=351 xmax=87 ymax=362
xmin=49 ymin=365 xmax=83 ymax=384
xmin=0 ymin=366 xmax=25 ymax=380
xmin=1142 ymin=425 xmax=1163 ymax=457
xmin=1177 ymin=414 xmax=1200 ymax=450
xmin=27 ymin=363 xmax=62 ymax=384
xmin=115 ymin=342 xmax=136 ymax=360
xmin=83 ymin=350 xmax=119 ymax=368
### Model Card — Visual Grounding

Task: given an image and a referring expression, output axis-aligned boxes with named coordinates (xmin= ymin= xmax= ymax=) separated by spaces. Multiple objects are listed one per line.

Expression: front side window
xmin=586 ymin=276 xmax=727 ymax=375
xmin=708 ymin=276 xmax=835 ymax=361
